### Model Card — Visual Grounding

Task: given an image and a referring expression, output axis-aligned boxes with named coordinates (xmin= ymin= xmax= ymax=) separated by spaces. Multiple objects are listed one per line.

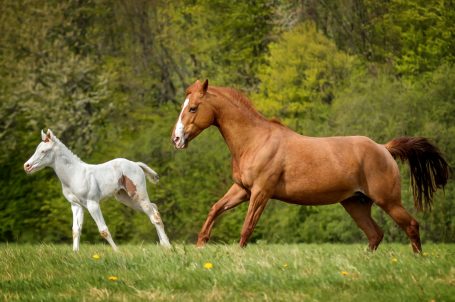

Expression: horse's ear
xmin=201 ymin=79 xmax=209 ymax=94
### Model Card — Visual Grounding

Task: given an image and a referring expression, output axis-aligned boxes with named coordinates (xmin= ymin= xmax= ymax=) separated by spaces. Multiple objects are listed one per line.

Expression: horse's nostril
xmin=173 ymin=136 xmax=180 ymax=143
xmin=24 ymin=163 xmax=31 ymax=170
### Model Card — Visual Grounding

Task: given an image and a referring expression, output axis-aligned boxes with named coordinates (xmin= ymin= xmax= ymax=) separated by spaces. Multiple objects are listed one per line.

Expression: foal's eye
xmin=189 ymin=107 xmax=197 ymax=113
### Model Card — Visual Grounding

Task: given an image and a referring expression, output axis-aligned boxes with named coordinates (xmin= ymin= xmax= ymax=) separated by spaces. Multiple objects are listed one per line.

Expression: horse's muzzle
xmin=172 ymin=135 xmax=187 ymax=149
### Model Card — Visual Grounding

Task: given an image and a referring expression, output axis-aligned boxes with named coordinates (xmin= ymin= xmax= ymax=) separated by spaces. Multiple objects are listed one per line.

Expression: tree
xmin=254 ymin=22 xmax=356 ymax=134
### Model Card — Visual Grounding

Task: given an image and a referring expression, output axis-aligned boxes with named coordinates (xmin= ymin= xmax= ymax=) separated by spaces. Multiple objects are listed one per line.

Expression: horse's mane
xmin=187 ymin=83 xmax=286 ymax=125
xmin=269 ymin=118 xmax=285 ymax=126
xmin=208 ymin=86 xmax=267 ymax=121
xmin=52 ymin=135 xmax=82 ymax=162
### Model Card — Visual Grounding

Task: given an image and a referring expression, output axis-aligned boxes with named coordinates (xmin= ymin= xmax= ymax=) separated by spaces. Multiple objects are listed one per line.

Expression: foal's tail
xmin=385 ymin=137 xmax=450 ymax=211
xmin=136 ymin=162 xmax=160 ymax=184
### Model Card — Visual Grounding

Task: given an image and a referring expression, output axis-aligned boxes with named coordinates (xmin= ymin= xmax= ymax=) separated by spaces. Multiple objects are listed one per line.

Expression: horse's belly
xmin=272 ymin=192 xmax=350 ymax=205
xmin=272 ymin=179 xmax=358 ymax=205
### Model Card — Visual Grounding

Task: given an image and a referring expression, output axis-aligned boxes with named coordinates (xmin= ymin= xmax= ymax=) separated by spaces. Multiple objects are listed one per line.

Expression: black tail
xmin=385 ymin=137 xmax=450 ymax=211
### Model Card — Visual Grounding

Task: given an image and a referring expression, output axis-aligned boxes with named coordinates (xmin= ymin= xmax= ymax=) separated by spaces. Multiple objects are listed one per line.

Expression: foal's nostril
xmin=24 ymin=163 xmax=31 ymax=171
xmin=173 ymin=136 xmax=180 ymax=144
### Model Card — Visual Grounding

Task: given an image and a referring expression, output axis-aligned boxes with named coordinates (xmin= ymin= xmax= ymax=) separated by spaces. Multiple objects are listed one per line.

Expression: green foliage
xmin=254 ymin=22 xmax=356 ymax=134
xmin=371 ymin=0 xmax=455 ymax=74
xmin=279 ymin=0 xmax=455 ymax=75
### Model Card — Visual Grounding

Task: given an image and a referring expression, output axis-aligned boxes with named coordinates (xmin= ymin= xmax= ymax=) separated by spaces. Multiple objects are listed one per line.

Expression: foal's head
xmin=24 ymin=129 xmax=57 ymax=174
xmin=172 ymin=79 xmax=215 ymax=149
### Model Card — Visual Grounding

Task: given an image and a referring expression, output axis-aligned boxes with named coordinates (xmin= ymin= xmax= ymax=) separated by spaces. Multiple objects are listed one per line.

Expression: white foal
xmin=24 ymin=129 xmax=171 ymax=251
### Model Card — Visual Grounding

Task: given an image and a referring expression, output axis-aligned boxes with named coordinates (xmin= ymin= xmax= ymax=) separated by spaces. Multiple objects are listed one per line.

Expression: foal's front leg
xmin=71 ymin=203 xmax=84 ymax=252
xmin=86 ymin=200 xmax=118 ymax=251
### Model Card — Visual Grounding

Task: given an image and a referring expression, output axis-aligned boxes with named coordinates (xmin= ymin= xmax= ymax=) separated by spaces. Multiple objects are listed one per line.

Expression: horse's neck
xmin=214 ymin=96 xmax=269 ymax=160
xmin=52 ymin=144 xmax=85 ymax=187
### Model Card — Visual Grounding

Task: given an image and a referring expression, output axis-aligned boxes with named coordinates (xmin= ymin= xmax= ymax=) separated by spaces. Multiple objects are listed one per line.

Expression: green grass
xmin=0 ymin=243 xmax=454 ymax=301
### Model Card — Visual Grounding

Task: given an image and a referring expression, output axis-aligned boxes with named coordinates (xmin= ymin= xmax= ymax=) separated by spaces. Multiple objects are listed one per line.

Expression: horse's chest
xmin=232 ymin=166 xmax=254 ymax=189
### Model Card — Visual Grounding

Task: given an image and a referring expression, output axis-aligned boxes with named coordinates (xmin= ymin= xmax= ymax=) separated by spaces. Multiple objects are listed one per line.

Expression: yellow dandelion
xmin=391 ymin=257 xmax=398 ymax=263
xmin=92 ymin=254 xmax=101 ymax=260
xmin=108 ymin=276 xmax=118 ymax=281
xmin=203 ymin=262 xmax=213 ymax=270
xmin=422 ymin=252 xmax=429 ymax=257
xmin=283 ymin=263 xmax=288 ymax=268
xmin=340 ymin=271 xmax=349 ymax=276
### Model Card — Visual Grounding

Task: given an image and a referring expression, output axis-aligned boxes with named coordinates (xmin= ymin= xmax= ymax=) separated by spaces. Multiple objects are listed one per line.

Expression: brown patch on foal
xmin=100 ymin=230 xmax=109 ymax=238
xmin=153 ymin=212 xmax=163 ymax=224
xmin=118 ymin=175 xmax=137 ymax=198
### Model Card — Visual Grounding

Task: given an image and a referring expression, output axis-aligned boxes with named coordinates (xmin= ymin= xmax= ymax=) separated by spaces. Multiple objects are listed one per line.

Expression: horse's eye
xmin=189 ymin=107 xmax=197 ymax=113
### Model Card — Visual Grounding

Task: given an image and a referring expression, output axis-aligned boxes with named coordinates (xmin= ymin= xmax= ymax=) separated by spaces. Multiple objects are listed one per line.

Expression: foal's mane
xmin=52 ymin=135 xmax=82 ymax=162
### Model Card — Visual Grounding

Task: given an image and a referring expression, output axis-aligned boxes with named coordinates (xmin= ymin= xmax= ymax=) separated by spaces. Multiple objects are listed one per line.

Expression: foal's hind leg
xmin=115 ymin=190 xmax=142 ymax=211
xmin=341 ymin=196 xmax=383 ymax=251
xmin=137 ymin=198 xmax=171 ymax=247
xmin=115 ymin=189 xmax=170 ymax=247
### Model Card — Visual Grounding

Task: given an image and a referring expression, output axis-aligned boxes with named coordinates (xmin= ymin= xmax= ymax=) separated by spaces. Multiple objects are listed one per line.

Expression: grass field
xmin=0 ymin=243 xmax=454 ymax=301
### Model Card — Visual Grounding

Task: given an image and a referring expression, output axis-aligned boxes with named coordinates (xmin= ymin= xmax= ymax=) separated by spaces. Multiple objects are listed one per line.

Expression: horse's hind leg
xmin=380 ymin=203 xmax=421 ymax=253
xmin=341 ymin=196 xmax=384 ymax=251
xmin=368 ymin=180 xmax=422 ymax=253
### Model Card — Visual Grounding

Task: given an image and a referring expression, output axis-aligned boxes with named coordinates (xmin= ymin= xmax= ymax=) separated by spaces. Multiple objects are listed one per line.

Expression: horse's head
xmin=24 ymin=129 xmax=57 ymax=174
xmin=172 ymin=79 xmax=215 ymax=149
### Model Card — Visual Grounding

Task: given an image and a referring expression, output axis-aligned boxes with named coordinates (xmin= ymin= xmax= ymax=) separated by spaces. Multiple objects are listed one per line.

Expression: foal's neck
xmin=51 ymin=141 xmax=84 ymax=186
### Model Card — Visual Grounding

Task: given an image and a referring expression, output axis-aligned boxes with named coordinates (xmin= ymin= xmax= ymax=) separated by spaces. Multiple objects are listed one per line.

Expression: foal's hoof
xmin=160 ymin=242 xmax=172 ymax=249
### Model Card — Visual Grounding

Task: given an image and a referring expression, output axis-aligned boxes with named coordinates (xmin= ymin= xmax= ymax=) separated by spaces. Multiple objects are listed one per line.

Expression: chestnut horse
xmin=171 ymin=80 xmax=449 ymax=253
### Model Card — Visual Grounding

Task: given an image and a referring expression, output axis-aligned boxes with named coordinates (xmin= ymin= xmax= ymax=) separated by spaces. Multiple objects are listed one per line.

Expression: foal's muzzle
xmin=24 ymin=162 xmax=35 ymax=174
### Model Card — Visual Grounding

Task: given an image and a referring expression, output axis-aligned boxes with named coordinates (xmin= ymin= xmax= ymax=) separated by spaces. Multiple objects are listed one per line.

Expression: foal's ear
xmin=201 ymin=79 xmax=209 ymax=95
xmin=41 ymin=129 xmax=47 ymax=141
xmin=42 ymin=129 xmax=54 ymax=142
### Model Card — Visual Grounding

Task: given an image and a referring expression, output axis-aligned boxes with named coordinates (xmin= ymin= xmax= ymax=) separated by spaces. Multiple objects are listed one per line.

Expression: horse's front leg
xmin=239 ymin=188 xmax=270 ymax=247
xmin=71 ymin=203 xmax=84 ymax=252
xmin=197 ymin=183 xmax=248 ymax=247
xmin=86 ymin=200 xmax=118 ymax=251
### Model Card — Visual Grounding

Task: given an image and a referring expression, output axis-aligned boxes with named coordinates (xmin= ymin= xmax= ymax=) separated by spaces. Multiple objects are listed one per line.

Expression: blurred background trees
xmin=0 ymin=0 xmax=453 ymax=244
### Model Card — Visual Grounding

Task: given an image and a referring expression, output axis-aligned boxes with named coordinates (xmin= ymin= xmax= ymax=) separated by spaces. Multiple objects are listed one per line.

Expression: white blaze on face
xmin=173 ymin=97 xmax=189 ymax=148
